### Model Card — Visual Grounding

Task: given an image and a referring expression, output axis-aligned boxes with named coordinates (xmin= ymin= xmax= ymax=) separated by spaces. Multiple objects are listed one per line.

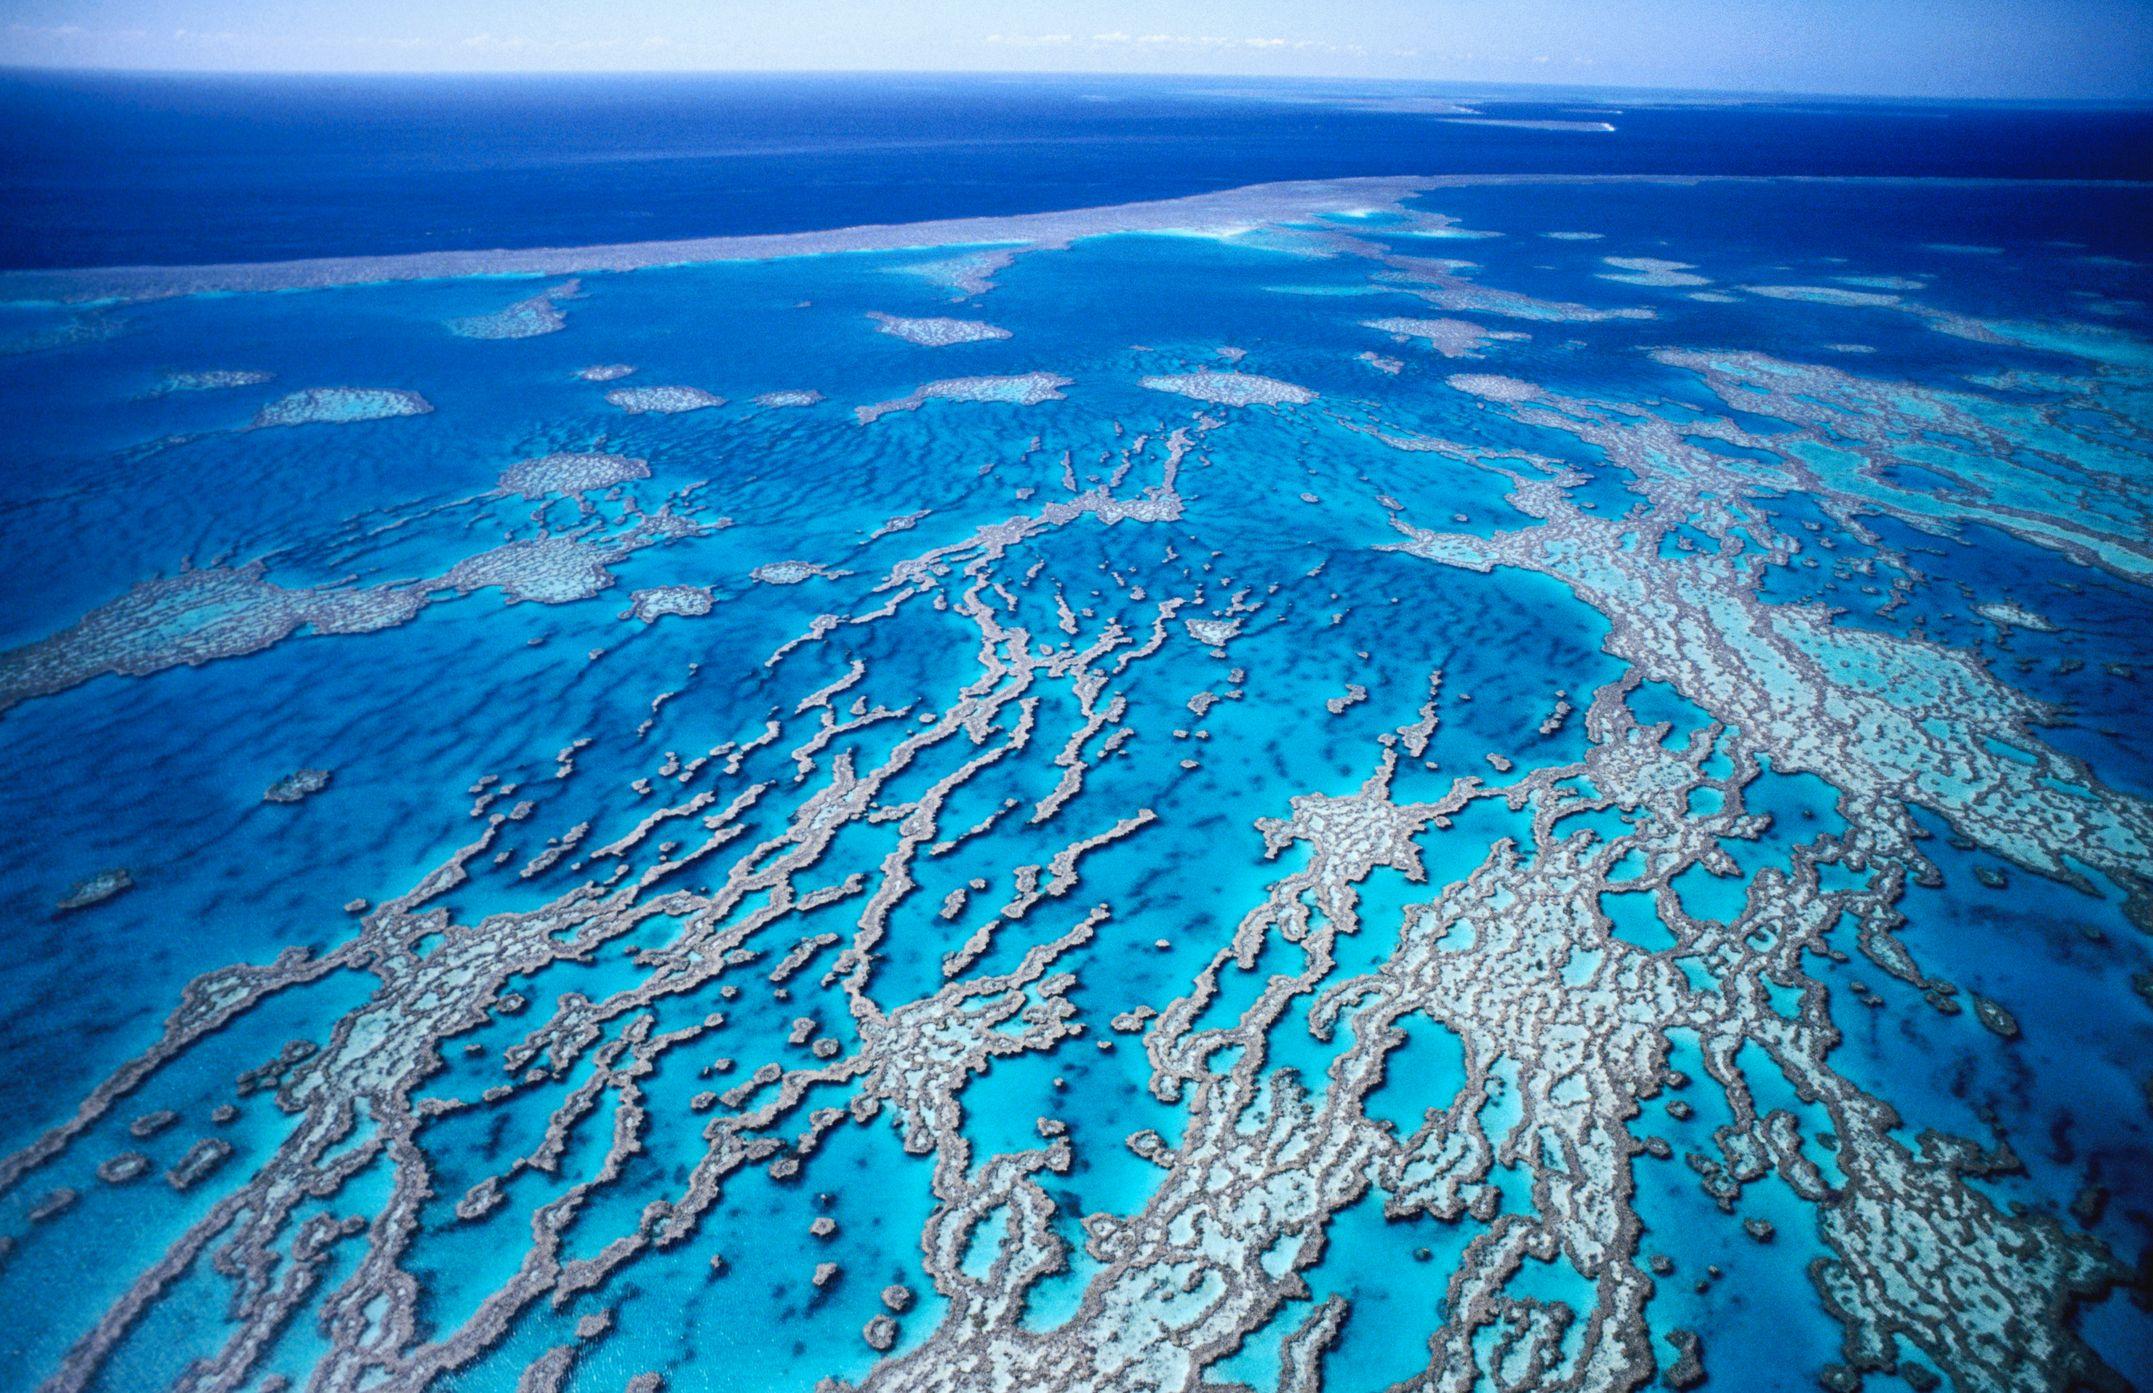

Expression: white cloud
xmin=460 ymin=32 xmax=651 ymax=54
xmin=990 ymin=31 xmax=1358 ymax=56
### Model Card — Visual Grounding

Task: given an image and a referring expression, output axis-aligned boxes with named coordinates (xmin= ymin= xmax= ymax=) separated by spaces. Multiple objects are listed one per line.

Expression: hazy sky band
xmin=3 ymin=0 xmax=2149 ymax=100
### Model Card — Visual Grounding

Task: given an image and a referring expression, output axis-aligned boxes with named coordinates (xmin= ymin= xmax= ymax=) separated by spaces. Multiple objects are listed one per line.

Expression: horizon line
xmin=4 ymin=63 xmax=2151 ymax=107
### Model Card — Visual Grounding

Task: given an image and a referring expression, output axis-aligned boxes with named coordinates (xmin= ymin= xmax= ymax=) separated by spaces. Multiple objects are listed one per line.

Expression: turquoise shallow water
xmin=0 ymin=173 xmax=2149 ymax=1393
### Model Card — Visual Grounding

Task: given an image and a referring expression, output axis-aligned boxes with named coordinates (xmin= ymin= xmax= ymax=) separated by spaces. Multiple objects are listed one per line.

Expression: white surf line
xmin=3 ymin=174 xmax=2139 ymax=305
xmin=0 ymin=175 xmax=1444 ymax=304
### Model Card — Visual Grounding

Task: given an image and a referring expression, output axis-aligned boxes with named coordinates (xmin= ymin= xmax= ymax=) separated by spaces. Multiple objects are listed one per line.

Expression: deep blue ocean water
xmin=0 ymin=72 xmax=2148 ymax=1393
xmin=2 ymin=71 xmax=2150 ymax=267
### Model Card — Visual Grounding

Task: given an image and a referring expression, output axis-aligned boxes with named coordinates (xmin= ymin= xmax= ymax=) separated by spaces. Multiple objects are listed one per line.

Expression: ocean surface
xmin=0 ymin=72 xmax=2149 ymax=1393
xmin=3 ymin=72 xmax=2152 ymax=267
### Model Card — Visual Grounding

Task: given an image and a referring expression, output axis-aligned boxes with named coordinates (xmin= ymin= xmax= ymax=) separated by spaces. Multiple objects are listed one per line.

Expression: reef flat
xmin=0 ymin=172 xmax=2148 ymax=1393
xmin=15 ymin=174 xmax=2122 ymax=308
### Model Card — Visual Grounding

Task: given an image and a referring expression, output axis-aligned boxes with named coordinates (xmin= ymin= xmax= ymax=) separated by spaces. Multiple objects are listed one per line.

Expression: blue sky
xmin=3 ymin=0 xmax=2148 ymax=99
